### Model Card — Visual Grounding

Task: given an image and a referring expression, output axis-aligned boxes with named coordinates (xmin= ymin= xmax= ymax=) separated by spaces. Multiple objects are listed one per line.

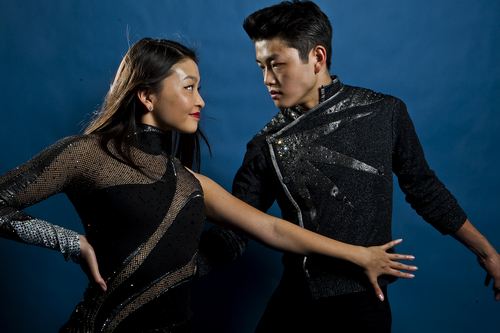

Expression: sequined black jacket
xmin=201 ymin=76 xmax=467 ymax=298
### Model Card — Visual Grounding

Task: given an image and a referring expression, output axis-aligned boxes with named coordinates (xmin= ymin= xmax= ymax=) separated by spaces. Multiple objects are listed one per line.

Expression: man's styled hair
xmin=243 ymin=0 xmax=333 ymax=70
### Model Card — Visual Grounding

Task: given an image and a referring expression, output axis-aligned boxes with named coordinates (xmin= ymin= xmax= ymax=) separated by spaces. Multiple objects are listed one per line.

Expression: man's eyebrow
xmin=256 ymin=54 xmax=279 ymax=63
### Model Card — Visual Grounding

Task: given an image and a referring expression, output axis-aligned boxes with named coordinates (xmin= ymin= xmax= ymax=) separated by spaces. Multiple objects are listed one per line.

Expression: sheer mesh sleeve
xmin=0 ymin=136 xmax=90 ymax=263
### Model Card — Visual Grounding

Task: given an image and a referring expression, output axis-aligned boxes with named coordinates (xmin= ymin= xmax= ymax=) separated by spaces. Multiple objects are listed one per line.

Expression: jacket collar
xmin=257 ymin=77 xmax=344 ymax=137
xmin=288 ymin=76 xmax=342 ymax=115
xmin=319 ymin=76 xmax=342 ymax=104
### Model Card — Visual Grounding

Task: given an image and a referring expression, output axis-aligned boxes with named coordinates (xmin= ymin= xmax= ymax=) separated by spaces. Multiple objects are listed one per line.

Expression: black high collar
xmin=133 ymin=123 xmax=170 ymax=155
xmin=318 ymin=76 xmax=343 ymax=104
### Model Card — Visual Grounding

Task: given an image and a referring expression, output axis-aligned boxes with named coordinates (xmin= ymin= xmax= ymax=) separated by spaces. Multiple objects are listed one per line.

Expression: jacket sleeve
xmin=0 ymin=137 xmax=83 ymax=263
xmin=196 ymin=137 xmax=276 ymax=276
xmin=391 ymin=99 xmax=467 ymax=234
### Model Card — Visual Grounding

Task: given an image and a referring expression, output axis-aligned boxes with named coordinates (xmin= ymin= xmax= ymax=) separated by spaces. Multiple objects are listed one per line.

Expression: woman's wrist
xmin=342 ymin=244 xmax=369 ymax=268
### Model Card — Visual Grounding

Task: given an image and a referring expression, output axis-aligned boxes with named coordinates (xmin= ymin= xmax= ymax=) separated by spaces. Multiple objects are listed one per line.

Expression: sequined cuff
xmin=9 ymin=219 xmax=81 ymax=264
xmin=53 ymin=225 xmax=81 ymax=263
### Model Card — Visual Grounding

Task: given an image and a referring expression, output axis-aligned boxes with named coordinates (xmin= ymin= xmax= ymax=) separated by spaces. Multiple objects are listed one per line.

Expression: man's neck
xmin=300 ymin=73 xmax=333 ymax=112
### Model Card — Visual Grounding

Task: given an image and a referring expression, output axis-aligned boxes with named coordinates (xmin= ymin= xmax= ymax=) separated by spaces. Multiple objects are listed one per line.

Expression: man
xmin=197 ymin=1 xmax=500 ymax=332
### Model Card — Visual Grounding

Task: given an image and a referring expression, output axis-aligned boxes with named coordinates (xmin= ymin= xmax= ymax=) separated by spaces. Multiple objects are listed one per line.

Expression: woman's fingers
xmin=86 ymin=250 xmax=107 ymax=291
xmin=363 ymin=239 xmax=418 ymax=300
xmin=388 ymin=268 xmax=416 ymax=279
xmin=79 ymin=235 xmax=107 ymax=291
xmin=386 ymin=252 xmax=418 ymax=278
xmin=380 ymin=240 xmax=415 ymax=261
xmin=379 ymin=238 xmax=403 ymax=251
xmin=387 ymin=258 xmax=418 ymax=270
xmin=388 ymin=258 xmax=416 ymax=267
xmin=387 ymin=253 xmax=415 ymax=261
xmin=368 ymin=276 xmax=385 ymax=302
xmin=376 ymin=258 xmax=417 ymax=279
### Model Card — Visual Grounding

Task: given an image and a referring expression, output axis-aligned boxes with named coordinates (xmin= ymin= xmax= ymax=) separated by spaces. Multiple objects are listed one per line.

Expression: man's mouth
xmin=270 ymin=90 xmax=281 ymax=99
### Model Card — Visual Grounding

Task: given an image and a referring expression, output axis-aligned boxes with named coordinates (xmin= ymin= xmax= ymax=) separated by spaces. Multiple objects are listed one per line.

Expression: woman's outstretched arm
xmin=192 ymin=171 xmax=417 ymax=301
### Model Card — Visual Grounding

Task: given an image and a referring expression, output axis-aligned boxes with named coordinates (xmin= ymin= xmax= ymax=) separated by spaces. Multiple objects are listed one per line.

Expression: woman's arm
xmin=192 ymin=171 xmax=417 ymax=301
xmin=0 ymin=136 xmax=106 ymax=289
xmin=0 ymin=138 xmax=83 ymax=261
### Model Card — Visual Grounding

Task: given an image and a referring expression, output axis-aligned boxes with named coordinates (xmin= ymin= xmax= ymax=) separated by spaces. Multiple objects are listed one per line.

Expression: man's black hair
xmin=243 ymin=0 xmax=333 ymax=69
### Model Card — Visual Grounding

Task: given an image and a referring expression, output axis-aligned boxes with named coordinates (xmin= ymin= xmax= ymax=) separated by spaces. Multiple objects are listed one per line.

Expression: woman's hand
xmin=355 ymin=239 xmax=417 ymax=301
xmin=79 ymin=235 xmax=107 ymax=292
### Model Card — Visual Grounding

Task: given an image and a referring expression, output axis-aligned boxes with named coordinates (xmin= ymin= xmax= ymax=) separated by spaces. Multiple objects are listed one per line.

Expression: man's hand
xmin=452 ymin=219 xmax=500 ymax=301
xmin=477 ymin=252 xmax=500 ymax=301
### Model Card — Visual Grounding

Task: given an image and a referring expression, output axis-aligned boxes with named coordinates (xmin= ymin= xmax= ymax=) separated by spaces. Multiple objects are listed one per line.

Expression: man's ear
xmin=137 ymin=88 xmax=154 ymax=112
xmin=311 ymin=45 xmax=328 ymax=74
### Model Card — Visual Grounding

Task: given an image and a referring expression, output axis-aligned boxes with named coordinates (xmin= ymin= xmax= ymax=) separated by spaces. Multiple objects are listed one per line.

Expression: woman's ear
xmin=312 ymin=45 xmax=328 ymax=74
xmin=137 ymin=88 xmax=154 ymax=112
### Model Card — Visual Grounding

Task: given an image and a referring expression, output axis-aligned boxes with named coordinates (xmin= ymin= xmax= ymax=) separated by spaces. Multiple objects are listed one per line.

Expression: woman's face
xmin=142 ymin=59 xmax=204 ymax=133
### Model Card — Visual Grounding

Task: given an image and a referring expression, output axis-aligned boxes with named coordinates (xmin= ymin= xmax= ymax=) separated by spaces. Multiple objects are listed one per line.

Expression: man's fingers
xmin=484 ymin=274 xmax=492 ymax=286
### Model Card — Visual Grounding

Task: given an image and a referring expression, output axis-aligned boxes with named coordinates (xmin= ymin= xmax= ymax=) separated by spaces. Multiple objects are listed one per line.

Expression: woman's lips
xmin=190 ymin=112 xmax=200 ymax=119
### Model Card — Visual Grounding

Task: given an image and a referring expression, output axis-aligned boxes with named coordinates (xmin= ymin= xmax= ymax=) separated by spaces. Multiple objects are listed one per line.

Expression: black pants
xmin=255 ymin=277 xmax=391 ymax=333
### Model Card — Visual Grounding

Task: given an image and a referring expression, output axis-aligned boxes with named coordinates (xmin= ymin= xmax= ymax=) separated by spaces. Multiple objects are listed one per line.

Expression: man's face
xmin=255 ymin=38 xmax=319 ymax=111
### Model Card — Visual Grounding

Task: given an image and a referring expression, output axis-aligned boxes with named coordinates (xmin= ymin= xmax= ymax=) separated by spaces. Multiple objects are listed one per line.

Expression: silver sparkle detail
xmin=268 ymin=87 xmax=384 ymax=230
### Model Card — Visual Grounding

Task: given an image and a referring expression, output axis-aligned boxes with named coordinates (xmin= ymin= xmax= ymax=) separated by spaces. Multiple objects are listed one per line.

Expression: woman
xmin=0 ymin=38 xmax=416 ymax=332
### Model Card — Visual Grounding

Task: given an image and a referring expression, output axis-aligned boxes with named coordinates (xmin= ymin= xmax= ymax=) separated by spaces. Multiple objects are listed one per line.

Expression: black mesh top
xmin=0 ymin=124 xmax=206 ymax=332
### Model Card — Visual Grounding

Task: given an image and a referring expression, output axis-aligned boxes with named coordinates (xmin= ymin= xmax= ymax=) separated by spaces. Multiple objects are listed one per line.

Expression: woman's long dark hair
xmin=85 ymin=37 xmax=210 ymax=172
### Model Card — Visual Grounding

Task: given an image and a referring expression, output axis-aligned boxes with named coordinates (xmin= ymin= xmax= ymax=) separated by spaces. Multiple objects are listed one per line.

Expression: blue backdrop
xmin=0 ymin=1 xmax=499 ymax=332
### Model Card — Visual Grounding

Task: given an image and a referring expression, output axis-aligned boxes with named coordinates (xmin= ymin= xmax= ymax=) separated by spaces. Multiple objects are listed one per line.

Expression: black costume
xmin=198 ymin=77 xmax=467 ymax=330
xmin=0 ymin=124 xmax=205 ymax=332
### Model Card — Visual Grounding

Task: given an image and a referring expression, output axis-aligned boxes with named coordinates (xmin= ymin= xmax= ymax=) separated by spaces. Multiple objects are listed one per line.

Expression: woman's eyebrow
xmin=183 ymin=75 xmax=199 ymax=82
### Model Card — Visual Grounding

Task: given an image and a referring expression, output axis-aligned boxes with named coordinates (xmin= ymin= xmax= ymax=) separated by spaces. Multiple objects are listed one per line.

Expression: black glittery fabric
xmin=228 ymin=76 xmax=467 ymax=298
xmin=0 ymin=123 xmax=206 ymax=332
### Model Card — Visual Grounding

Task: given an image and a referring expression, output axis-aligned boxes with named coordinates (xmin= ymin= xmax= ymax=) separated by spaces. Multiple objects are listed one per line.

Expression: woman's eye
xmin=185 ymin=85 xmax=194 ymax=90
